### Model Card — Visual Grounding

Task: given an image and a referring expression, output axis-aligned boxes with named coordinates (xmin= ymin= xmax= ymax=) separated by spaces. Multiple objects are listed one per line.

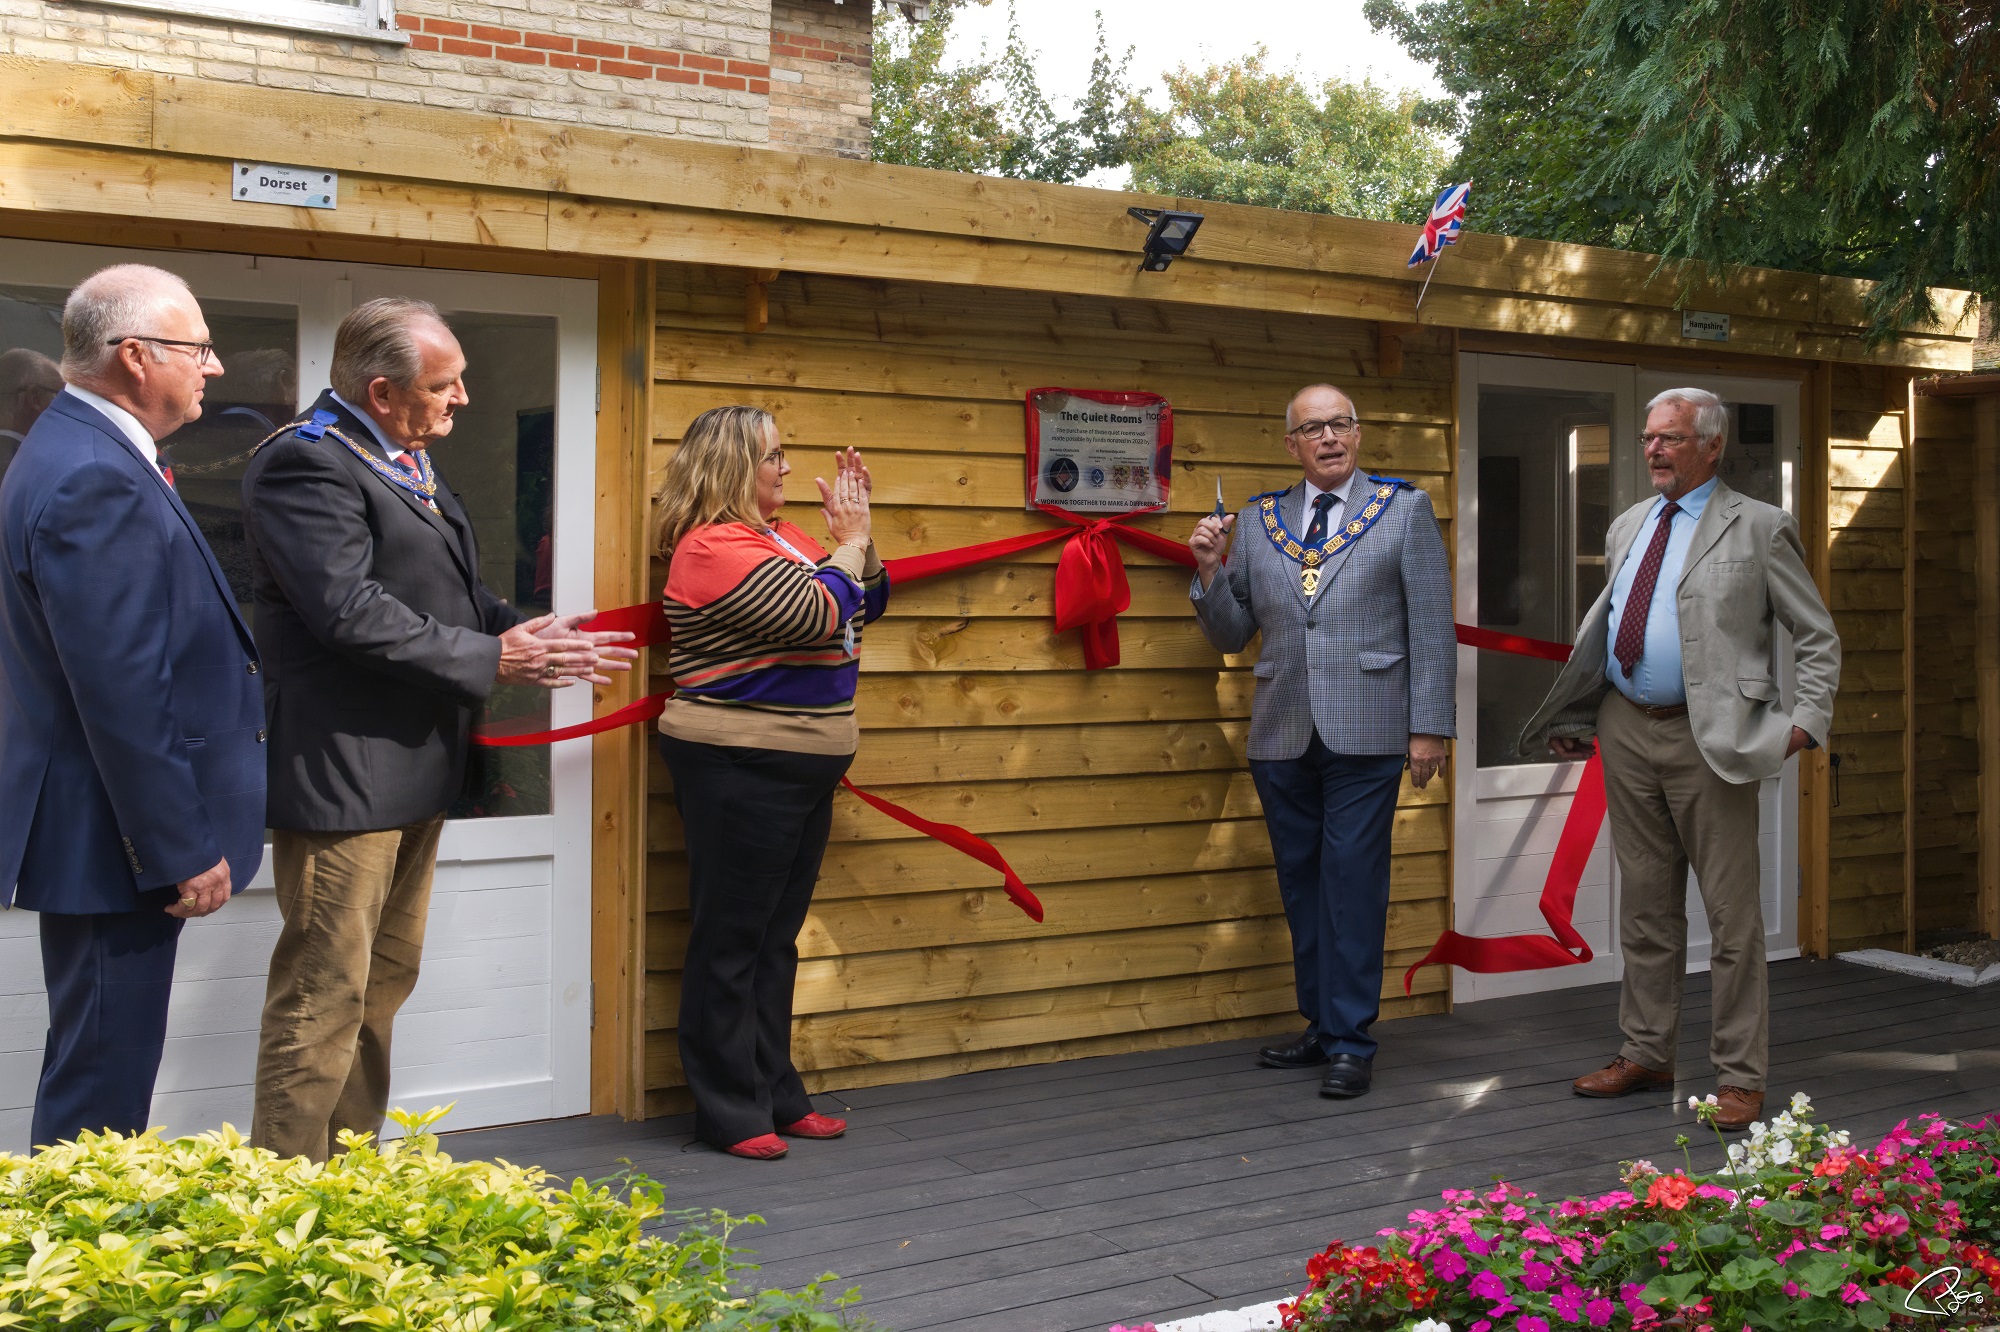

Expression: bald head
xmin=1283 ymin=383 xmax=1364 ymax=492
xmin=0 ymin=348 xmax=61 ymax=434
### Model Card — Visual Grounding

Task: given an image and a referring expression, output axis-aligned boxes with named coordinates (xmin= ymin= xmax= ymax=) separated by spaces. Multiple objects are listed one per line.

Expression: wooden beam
xmin=1799 ymin=362 xmax=1835 ymax=958
xmin=1976 ymin=390 xmax=2000 ymax=939
xmin=1903 ymin=374 xmax=1919 ymax=954
xmin=588 ymin=258 xmax=656 ymax=1119
xmin=1377 ymin=320 xmax=1419 ymax=379
xmin=744 ymin=266 xmax=778 ymax=334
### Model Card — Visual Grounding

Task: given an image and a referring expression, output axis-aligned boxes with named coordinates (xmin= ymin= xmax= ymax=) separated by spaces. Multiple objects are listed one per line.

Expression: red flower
xmin=1645 ymin=1174 xmax=1699 ymax=1211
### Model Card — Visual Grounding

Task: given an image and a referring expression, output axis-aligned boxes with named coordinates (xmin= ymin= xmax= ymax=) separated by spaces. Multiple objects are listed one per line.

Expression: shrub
xmin=1275 ymin=1097 xmax=2000 ymax=1331
xmin=0 ymin=1108 xmax=861 ymax=1330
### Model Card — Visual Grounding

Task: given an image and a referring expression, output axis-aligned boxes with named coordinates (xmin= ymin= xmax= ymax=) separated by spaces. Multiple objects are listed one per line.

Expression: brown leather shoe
xmin=1713 ymin=1086 xmax=1765 ymax=1131
xmin=1572 ymin=1055 xmax=1674 ymax=1098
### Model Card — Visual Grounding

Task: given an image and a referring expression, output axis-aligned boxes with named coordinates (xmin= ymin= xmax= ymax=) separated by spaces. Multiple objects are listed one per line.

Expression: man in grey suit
xmin=1518 ymin=387 xmax=1838 ymax=1131
xmin=242 ymin=297 xmax=635 ymax=1161
xmin=1190 ymin=383 xmax=1456 ymax=1098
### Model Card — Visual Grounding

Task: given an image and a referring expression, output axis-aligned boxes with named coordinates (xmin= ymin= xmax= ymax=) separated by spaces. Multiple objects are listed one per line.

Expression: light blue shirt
xmin=1604 ymin=476 xmax=1717 ymax=706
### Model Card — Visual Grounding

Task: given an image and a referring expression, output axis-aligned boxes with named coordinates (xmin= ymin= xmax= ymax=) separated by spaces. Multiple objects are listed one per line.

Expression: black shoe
xmin=1258 ymin=1029 xmax=1330 ymax=1069
xmin=1319 ymin=1054 xmax=1373 ymax=1098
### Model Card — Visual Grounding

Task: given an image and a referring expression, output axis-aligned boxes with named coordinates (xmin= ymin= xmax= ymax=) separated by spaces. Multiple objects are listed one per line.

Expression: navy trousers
xmin=1249 ymin=735 xmax=1405 ymax=1060
xmin=33 ymin=902 xmax=184 ymax=1148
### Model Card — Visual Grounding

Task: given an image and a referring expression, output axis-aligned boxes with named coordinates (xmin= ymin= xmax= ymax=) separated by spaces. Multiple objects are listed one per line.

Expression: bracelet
xmin=838 ymin=538 xmax=871 ymax=551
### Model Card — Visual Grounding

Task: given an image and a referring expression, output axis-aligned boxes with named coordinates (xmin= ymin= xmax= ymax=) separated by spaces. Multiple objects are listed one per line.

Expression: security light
xmin=1127 ymin=207 xmax=1205 ymax=273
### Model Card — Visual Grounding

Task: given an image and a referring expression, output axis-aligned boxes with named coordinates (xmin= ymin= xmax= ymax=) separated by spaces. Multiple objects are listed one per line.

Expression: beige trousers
xmin=1597 ymin=692 xmax=1768 ymax=1089
xmin=251 ymin=815 xmax=444 ymax=1162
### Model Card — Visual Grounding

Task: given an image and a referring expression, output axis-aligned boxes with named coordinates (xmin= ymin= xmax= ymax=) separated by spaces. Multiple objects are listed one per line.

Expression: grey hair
xmin=1286 ymin=382 xmax=1357 ymax=427
xmin=60 ymin=264 xmax=193 ymax=382
xmin=330 ymin=297 xmax=445 ymax=402
xmin=1646 ymin=386 xmax=1729 ymax=457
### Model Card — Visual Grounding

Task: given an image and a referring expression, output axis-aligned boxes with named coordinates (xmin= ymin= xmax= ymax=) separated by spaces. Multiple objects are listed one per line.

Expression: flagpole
xmin=1413 ymin=178 xmax=1470 ymax=316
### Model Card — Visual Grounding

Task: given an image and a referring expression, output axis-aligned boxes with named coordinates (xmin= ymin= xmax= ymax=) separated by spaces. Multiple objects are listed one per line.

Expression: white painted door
xmin=0 ymin=242 xmax=596 ymax=1152
xmin=1451 ymin=356 xmax=1803 ymax=1006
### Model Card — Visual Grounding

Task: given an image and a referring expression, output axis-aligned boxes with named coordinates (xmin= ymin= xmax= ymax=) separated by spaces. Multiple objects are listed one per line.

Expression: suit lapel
xmin=316 ymin=394 xmax=475 ymax=583
xmin=1262 ymin=482 xmax=1314 ymax=608
xmin=1677 ymin=483 xmax=1741 ymax=584
xmin=51 ymin=395 xmax=255 ymax=652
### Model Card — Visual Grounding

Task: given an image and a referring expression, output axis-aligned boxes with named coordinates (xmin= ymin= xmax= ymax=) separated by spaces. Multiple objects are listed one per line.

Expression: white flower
xmin=1748 ymin=1121 xmax=1768 ymax=1139
xmin=1410 ymin=1321 xmax=1452 ymax=1332
xmin=1727 ymin=1142 xmax=1747 ymax=1163
xmin=1791 ymin=1091 xmax=1812 ymax=1114
xmin=1772 ymin=1112 xmax=1797 ymax=1132
xmin=1688 ymin=1096 xmax=1702 ymax=1111
xmin=1829 ymin=1130 xmax=1851 ymax=1148
xmin=1768 ymin=1138 xmax=1796 ymax=1165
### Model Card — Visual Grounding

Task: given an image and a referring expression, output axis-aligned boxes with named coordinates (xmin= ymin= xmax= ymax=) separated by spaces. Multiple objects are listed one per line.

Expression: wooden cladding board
xmin=1827 ymin=365 xmax=1915 ymax=953
xmin=639 ymin=265 xmax=1454 ymax=1106
xmin=1911 ymin=394 xmax=1981 ymax=938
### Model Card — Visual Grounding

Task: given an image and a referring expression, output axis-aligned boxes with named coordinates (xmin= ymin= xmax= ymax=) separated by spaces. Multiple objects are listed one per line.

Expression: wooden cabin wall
xmin=638 ymin=263 xmax=1456 ymax=1114
xmin=1826 ymin=364 xmax=1916 ymax=953
xmin=1911 ymin=394 xmax=1982 ymax=939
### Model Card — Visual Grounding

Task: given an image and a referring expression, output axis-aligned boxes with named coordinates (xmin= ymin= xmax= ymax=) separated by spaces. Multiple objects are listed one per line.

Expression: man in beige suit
xmin=1518 ymin=387 xmax=1839 ymax=1130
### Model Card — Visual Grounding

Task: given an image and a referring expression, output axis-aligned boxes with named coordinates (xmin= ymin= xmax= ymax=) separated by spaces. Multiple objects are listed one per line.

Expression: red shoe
xmin=779 ymin=1112 xmax=847 ymax=1139
xmin=724 ymin=1133 xmax=787 ymax=1160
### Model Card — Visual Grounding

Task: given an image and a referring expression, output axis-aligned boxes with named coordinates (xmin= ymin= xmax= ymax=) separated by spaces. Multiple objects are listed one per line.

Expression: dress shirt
xmin=62 ymin=385 xmax=169 ymax=481
xmin=330 ymin=391 xmax=413 ymax=465
xmin=1603 ymin=476 xmax=1718 ymax=706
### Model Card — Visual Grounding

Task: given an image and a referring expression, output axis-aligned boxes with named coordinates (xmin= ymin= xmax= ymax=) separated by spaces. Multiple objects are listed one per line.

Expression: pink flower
xmin=1584 ymin=1297 xmax=1615 ymax=1327
xmin=1502 ymin=1203 xmax=1530 ymax=1222
xmin=1469 ymin=1270 xmax=1508 ymax=1300
xmin=1443 ymin=1189 xmax=1476 ymax=1203
xmin=1551 ymin=1283 xmax=1585 ymax=1322
xmin=1524 ymin=1223 xmax=1558 ymax=1245
xmin=1464 ymin=1232 xmax=1495 ymax=1257
xmin=1521 ymin=1319 xmax=1551 ymax=1332
xmin=1522 ymin=1257 xmax=1556 ymax=1291
xmin=1819 ymin=1223 xmax=1847 ymax=1240
xmin=1470 ymin=1323 xmax=1491 ymax=1332
xmin=1430 ymin=1246 xmax=1468 ymax=1282
xmin=1557 ymin=1236 xmax=1585 ymax=1264
xmin=1782 ymin=1282 xmax=1803 ymax=1298
xmin=1839 ymin=1282 xmax=1870 ymax=1305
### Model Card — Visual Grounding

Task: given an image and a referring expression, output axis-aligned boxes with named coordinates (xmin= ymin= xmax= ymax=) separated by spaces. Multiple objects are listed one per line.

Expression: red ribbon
xmin=1403 ymin=624 xmax=1608 ymax=992
xmin=882 ymin=510 xmax=1195 ymax=669
xmin=839 ymin=777 xmax=1043 ymax=922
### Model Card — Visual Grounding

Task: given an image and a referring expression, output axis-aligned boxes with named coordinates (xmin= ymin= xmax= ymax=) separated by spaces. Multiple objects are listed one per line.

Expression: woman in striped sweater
xmin=653 ymin=405 xmax=889 ymax=1160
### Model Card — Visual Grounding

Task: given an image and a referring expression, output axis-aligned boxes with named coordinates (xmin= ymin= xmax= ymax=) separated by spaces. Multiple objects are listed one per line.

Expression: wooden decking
xmin=444 ymin=959 xmax=2000 ymax=1331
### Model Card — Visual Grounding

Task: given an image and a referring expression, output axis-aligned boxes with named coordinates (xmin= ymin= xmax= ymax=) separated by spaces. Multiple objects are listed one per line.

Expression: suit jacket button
xmin=247 ymin=662 xmax=259 ymax=674
xmin=257 ymin=729 xmax=267 ymax=742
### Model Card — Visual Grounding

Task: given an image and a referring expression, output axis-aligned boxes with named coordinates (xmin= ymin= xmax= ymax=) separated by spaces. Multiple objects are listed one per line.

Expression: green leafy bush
xmin=0 ymin=1107 xmax=860 ymax=1330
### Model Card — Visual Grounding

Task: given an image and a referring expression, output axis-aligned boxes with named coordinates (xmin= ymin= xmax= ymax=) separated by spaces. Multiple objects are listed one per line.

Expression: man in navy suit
xmin=0 ymin=264 xmax=266 ymax=1147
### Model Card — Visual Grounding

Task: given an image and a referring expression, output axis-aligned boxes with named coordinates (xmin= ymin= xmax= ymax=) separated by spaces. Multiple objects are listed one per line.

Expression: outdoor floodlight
xmin=1127 ymin=207 xmax=1205 ymax=273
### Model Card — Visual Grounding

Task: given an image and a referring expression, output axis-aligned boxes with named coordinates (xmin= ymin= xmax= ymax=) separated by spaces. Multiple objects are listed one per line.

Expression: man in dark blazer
xmin=242 ymin=296 xmax=632 ymax=1162
xmin=0 ymin=264 xmax=265 ymax=1146
xmin=1189 ymin=383 xmax=1456 ymax=1099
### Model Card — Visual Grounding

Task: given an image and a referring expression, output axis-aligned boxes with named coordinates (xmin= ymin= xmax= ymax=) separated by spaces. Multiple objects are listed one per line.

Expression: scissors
xmin=1212 ymin=477 xmax=1227 ymax=519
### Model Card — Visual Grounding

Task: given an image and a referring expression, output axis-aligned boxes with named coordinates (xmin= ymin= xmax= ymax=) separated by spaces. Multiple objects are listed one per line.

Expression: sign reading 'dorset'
xmin=233 ymin=162 xmax=337 ymax=210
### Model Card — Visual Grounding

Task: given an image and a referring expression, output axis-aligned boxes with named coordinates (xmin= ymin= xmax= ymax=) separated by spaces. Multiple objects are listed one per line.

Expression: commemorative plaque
xmin=1023 ymin=388 xmax=1173 ymax=516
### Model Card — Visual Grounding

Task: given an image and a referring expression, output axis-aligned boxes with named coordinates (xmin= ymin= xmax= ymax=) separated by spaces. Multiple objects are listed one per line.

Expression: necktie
xmin=159 ymin=463 xmax=175 ymax=491
xmin=1612 ymin=500 xmax=1682 ymax=676
xmin=392 ymin=452 xmax=438 ymax=512
xmin=1302 ymin=492 xmax=1336 ymax=546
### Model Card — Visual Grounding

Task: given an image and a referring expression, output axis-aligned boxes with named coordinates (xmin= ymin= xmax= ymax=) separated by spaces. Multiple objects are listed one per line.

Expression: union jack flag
xmin=1407 ymin=182 xmax=1471 ymax=267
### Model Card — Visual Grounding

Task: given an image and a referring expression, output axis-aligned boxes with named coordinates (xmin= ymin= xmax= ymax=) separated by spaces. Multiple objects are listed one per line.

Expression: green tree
xmin=1576 ymin=0 xmax=1999 ymax=334
xmin=1364 ymin=0 xmax=1655 ymax=248
xmin=1122 ymin=50 xmax=1452 ymax=222
xmin=871 ymin=0 xmax=1134 ymax=183
xmin=1370 ymin=0 xmax=1998 ymax=335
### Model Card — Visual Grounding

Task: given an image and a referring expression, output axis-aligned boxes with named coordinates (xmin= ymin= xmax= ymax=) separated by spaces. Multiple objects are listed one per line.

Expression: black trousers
xmin=660 ymin=735 xmax=852 ymax=1148
xmin=1247 ymin=736 xmax=1405 ymax=1060
xmin=34 ymin=900 xmax=184 ymax=1148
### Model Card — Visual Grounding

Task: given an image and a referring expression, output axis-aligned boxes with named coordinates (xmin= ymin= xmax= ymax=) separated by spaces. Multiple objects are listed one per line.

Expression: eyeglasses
xmin=759 ymin=449 xmax=786 ymax=468
xmin=1287 ymin=416 xmax=1360 ymax=440
xmin=1638 ymin=431 xmax=1699 ymax=448
xmin=107 ymin=335 xmax=218 ymax=367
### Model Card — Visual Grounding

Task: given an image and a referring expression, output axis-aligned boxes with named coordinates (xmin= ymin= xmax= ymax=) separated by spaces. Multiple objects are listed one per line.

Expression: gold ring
xmin=179 ymin=895 xmax=196 ymax=905
xmin=543 ymin=664 xmax=560 ymax=678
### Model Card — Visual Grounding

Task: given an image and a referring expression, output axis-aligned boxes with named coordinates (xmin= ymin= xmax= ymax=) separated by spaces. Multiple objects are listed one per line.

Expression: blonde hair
xmin=654 ymin=405 xmax=776 ymax=559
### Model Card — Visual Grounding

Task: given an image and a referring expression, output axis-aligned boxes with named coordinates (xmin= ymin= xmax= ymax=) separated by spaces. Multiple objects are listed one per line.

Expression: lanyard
xmin=766 ymin=526 xmax=858 ymax=658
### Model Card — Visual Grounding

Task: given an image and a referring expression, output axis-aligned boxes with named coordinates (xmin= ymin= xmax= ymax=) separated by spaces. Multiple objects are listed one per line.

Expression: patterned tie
xmin=159 ymin=462 xmax=175 ymax=491
xmin=392 ymin=452 xmax=439 ymax=513
xmin=1612 ymin=500 xmax=1682 ymax=676
xmin=1302 ymin=491 xmax=1336 ymax=546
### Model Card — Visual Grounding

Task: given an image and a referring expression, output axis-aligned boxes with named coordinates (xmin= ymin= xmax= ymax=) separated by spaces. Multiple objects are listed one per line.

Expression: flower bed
xmin=0 ymin=1108 xmax=860 ymax=1329
xmin=1273 ymin=1097 xmax=2000 ymax=1331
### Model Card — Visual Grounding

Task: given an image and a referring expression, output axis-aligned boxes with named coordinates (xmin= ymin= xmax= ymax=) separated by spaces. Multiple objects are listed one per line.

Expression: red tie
xmin=1612 ymin=500 xmax=1681 ymax=675
xmin=392 ymin=452 xmax=438 ymax=511
xmin=159 ymin=464 xmax=175 ymax=491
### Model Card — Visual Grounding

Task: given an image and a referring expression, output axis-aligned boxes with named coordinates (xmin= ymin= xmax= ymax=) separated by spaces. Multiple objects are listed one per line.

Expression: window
xmin=95 ymin=0 xmax=406 ymax=45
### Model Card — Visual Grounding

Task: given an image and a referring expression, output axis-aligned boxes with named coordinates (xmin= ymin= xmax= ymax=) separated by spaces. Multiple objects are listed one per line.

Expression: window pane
xmin=162 ymin=301 xmax=301 ymax=620
xmin=444 ymin=311 xmax=558 ymax=821
xmin=1477 ymin=386 xmax=1615 ymax=768
xmin=0 ymin=285 xmax=67 ymax=485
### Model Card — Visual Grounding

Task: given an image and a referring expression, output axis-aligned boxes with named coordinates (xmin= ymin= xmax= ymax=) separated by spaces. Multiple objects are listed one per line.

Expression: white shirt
xmin=329 ymin=390 xmax=412 ymax=464
xmin=62 ymin=384 xmax=169 ymax=481
xmin=1300 ymin=469 xmax=1362 ymax=538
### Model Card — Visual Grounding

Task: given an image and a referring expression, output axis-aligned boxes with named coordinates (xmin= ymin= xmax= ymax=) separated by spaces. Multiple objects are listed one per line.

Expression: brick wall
xmin=768 ymin=0 xmax=872 ymax=159
xmin=7 ymin=0 xmax=786 ymax=141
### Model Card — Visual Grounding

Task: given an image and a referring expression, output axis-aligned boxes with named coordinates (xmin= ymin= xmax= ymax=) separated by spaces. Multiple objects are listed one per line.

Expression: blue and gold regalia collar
xmin=1255 ymin=475 xmax=1412 ymax=596
xmin=254 ymin=407 xmax=441 ymax=506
